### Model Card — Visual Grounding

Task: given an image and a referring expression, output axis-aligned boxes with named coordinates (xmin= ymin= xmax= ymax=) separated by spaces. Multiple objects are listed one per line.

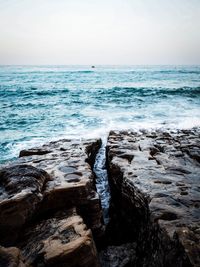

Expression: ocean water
xmin=0 ymin=65 xmax=200 ymax=163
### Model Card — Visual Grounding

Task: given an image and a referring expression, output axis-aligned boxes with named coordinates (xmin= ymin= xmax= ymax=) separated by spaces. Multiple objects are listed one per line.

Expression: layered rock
xmin=18 ymin=209 xmax=99 ymax=267
xmin=18 ymin=139 xmax=103 ymax=240
xmin=0 ymin=210 xmax=100 ymax=267
xmin=107 ymin=129 xmax=200 ymax=267
xmin=0 ymin=165 xmax=50 ymax=245
xmin=1 ymin=129 xmax=199 ymax=266
xmin=0 ymin=138 xmax=102 ymax=266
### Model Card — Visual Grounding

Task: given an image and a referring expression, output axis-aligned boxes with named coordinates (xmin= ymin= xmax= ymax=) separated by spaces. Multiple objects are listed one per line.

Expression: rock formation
xmin=18 ymin=209 xmax=99 ymax=267
xmin=0 ymin=139 xmax=102 ymax=267
xmin=0 ymin=165 xmax=50 ymax=246
xmin=106 ymin=129 xmax=200 ymax=267
xmin=0 ymin=129 xmax=199 ymax=267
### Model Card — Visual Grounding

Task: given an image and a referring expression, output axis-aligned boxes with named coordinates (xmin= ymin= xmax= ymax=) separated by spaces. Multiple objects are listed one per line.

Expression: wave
xmin=1 ymin=66 xmax=200 ymax=164
xmin=128 ymin=69 xmax=200 ymax=75
xmin=106 ymin=86 xmax=200 ymax=97
xmin=158 ymin=70 xmax=200 ymax=75
xmin=1 ymin=70 xmax=95 ymax=75
xmin=0 ymin=87 xmax=70 ymax=97
xmin=73 ymin=70 xmax=94 ymax=74
xmin=1 ymin=86 xmax=199 ymax=99
xmin=34 ymin=88 xmax=69 ymax=96
xmin=177 ymin=70 xmax=200 ymax=74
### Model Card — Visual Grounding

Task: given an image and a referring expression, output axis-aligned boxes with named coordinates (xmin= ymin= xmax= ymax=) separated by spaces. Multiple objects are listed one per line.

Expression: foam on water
xmin=0 ymin=65 xmax=200 ymax=163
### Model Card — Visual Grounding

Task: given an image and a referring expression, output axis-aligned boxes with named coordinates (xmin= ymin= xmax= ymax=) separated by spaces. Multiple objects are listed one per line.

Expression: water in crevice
xmin=94 ymin=137 xmax=110 ymax=225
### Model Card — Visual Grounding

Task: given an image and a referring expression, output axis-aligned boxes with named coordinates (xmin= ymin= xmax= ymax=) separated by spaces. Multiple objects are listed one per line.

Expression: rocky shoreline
xmin=0 ymin=129 xmax=199 ymax=267
xmin=106 ymin=128 xmax=200 ymax=267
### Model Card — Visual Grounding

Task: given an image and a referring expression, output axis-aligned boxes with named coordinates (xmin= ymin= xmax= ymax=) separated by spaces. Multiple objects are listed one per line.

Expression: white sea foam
xmin=1 ymin=65 xmax=200 ymax=163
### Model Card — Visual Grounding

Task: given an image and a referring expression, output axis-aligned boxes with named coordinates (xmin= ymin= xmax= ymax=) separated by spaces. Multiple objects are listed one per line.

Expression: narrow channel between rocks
xmin=92 ymin=129 xmax=199 ymax=267
xmin=93 ymin=137 xmax=110 ymax=225
xmin=93 ymin=138 xmax=137 ymax=267
xmin=0 ymin=129 xmax=198 ymax=267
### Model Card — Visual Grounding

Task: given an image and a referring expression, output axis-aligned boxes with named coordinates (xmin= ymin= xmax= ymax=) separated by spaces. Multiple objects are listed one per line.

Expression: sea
xmin=0 ymin=65 xmax=200 ymax=164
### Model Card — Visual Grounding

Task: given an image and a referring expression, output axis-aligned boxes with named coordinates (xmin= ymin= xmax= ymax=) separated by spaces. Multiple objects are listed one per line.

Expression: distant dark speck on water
xmin=91 ymin=66 xmax=95 ymax=68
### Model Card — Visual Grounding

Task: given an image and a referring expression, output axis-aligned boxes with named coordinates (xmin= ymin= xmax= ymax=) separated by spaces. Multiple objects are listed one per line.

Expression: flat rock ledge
xmin=107 ymin=128 xmax=200 ymax=267
xmin=0 ymin=139 xmax=102 ymax=267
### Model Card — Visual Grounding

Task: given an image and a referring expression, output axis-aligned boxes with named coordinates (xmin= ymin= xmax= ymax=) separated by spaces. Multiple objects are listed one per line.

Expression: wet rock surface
xmin=107 ymin=128 xmax=200 ymax=267
xmin=0 ymin=139 xmax=102 ymax=267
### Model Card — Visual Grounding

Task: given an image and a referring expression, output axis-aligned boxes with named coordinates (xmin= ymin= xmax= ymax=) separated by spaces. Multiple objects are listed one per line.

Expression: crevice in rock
xmin=0 ymin=138 xmax=104 ymax=267
xmin=91 ymin=139 xmax=138 ymax=266
xmin=93 ymin=137 xmax=111 ymax=226
xmin=103 ymin=174 xmax=188 ymax=267
xmin=1 ymin=130 xmax=199 ymax=267
xmin=101 ymin=130 xmax=199 ymax=267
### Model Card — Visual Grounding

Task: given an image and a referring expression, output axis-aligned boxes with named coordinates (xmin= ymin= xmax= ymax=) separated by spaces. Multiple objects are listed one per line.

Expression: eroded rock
xmin=16 ymin=139 xmax=104 ymax=241
xmin=0 ymin=138 xmax=103 ymax=266
xmin=18 ymin=209 xmax=100 ymax=267
xmin=0 ymin=165 xmax=49 ymax=245
xmin=107 ymin=128 xmax=200 ymax=267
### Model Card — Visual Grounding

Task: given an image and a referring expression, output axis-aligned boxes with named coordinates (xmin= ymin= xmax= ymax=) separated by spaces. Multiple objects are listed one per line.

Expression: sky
xmin=0 ymin=0 xmax=199 ymax=65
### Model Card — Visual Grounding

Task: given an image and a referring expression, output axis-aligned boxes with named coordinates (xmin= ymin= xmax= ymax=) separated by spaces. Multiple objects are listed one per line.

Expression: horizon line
xmin=0 ymin=64 xmax=200 ymax=66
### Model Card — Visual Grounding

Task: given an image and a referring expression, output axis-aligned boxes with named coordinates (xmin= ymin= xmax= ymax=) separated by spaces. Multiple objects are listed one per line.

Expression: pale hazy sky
xmin=0 ymin=0 xmax=199 ymax=65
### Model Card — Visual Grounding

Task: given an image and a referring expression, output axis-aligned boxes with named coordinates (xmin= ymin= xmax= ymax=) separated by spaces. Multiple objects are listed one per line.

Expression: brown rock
xmin=0 ymin=138 xmax=104 ymax=267
xmin=0 ymin=165 xmax=50 ymax=246
xmin=16 ymin=139 xmax=104 ymax=241
xmin=18 ymin=209 xmax=100 ymax=267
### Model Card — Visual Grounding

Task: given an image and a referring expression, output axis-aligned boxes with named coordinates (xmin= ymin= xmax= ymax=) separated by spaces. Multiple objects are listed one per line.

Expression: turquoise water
xmin=0 ymin=65 xmax=200 ymax=163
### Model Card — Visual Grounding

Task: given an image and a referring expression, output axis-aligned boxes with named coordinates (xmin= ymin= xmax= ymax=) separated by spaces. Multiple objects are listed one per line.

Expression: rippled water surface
xmin=0 ymin=65 xmax=200 ymax=163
